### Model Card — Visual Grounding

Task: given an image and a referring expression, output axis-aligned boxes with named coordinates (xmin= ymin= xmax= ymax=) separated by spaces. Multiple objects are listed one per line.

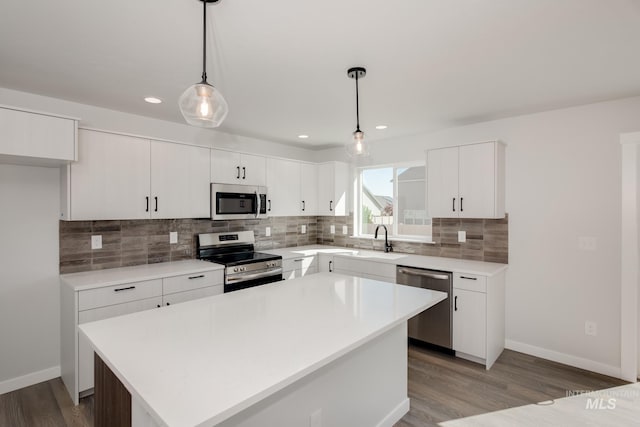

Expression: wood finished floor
xmin=0 ymin=345 xmax=627 ymax=427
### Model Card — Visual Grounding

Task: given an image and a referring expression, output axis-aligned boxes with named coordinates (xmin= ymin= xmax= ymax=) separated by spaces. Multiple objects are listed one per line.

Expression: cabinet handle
xmin=154 ymin=197 xmax=158 ymax=212
xmin=302 ymin=200 xmax=305 ymax=211
xmin=461 ymin=197 xmax=464 ymax=212
xmin=157 ymin=304 xmax=161 ymax=308
xmin=329 ymin=260 xmax=333 ymax=272
xmin=242 ymin=167 xmax=246 ymax=180
xmin=454 ymin=295 xmax=458 ymax=311
xmin=329 ymin=201 xmax=333 ymax=212
xmin=166 ymin=302 xmax=170 ymax=306
xmin=268 ymin=199 xmax=272 ymax=212
xmin=294 ymin=258 xmax=303 ymax=262
xmin=460 ymin=275 xmax=477 ymax=280
xmin=145 ymin=196 xmax=149 ymax=212
xmin=236 ymin=166 xmax=240 ymax=179
xmin=188 ymin=275 xmax=205 ymax=279
xmin=452 ymin=197 xmax=456 ymax=212
xmin=114 ymin=286 xmax=136 ymax=292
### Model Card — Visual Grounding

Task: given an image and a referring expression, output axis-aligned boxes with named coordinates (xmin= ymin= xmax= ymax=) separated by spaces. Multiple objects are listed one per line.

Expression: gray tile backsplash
xmin=59 ymin=214 xmax=507 ymax=274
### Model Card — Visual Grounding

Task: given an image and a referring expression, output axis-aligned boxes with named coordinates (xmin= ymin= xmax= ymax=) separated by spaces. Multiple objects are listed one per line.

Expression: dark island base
xmin=94 ymin=353 xmax=131 ymax=427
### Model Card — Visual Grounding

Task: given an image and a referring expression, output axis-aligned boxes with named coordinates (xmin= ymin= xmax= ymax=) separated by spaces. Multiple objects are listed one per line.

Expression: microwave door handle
xmin=255 ymin=191 xmax=260 ymax=218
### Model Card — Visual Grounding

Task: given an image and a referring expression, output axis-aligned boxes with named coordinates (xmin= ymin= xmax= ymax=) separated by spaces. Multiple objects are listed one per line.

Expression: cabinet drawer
xmin=78 ymin=279 xmax=162 ymax=311
xmin=333 ymin=257 xmax=396 ymax=279
xmin=283 ymin=256 xmax=317 ymax=272
xmin=163 ymin=270 xmax=223 ymax=295
xmin=453 ymin=273 xmax=487 ymax=292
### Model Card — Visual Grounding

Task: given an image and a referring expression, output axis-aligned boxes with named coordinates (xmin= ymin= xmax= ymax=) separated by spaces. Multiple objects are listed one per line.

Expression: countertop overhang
xmin=79 ymin=273 xmax=446 ymax=427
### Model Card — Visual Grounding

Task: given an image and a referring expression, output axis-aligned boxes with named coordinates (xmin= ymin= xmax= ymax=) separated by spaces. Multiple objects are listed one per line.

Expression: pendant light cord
xmin=355 ymin=73 xmax=361 ymax=132
xmin=201 ymin=0 xmax=208 ymax=83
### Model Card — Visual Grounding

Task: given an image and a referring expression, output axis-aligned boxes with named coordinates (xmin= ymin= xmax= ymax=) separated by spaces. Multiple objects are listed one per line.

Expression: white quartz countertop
xmin=61 ymin=259 xmax=224 ymax=291
xmin=264 ymin=245 xmax=507 ymax=276
xmin=79 ymin=273 xmax=446 ymax=427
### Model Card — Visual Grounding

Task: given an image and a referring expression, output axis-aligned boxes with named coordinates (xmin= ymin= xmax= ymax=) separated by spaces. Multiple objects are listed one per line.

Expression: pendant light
xmin=346 ymin=67 xmax=369 ymax=157
xmin=179 ymin=0 xmax=228 ymax=128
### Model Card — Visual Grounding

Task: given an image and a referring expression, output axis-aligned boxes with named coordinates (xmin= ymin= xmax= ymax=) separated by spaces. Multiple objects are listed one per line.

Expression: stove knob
xmin=233 ymin=267 xmax=238 ymax=273
xmin=240 ymin=267 xmax=245 ymax=272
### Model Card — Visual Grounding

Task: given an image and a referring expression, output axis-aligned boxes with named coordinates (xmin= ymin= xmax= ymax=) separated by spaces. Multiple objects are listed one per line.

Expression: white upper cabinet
xmin=150 ymin=141 xmax=210 ymax=219
xmin=0 ymin=106 xmax=77 ymax=165
xmin=300 ymin=162 xmax=318 ymax=215
xmin=426 ymin=141 xmax=505 ymax=219
xmin=266 ymin=157 xmax=301 ymax=216
xmin=62 ymin=130 xmax=211 ymax=220
xmin=65 ymin=130 xmax=151 ymax=220
xmin=211 ymin=149 xmax=266 ymax=186
xmin=317 ymin=161 xmax=349 ymax=216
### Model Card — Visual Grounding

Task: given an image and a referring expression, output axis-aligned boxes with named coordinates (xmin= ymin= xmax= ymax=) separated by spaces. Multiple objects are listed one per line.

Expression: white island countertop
xmin=264 ymin=245 xmax=507 ymax=277
xmin=79 ymin=273 xmax=446 ymax=427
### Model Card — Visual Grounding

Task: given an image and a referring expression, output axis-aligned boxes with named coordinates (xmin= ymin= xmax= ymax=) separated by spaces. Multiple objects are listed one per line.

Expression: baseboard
xmin=505 ymin=339 xmax=623 ymax=380
xmin=376 ymin=398 xmax=410 ymax=427
xmin=0 ymin=366 xmax=61 ymax=395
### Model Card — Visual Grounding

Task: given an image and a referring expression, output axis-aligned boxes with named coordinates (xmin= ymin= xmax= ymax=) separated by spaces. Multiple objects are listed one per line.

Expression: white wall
xmin=0 ymin=87 xmax=316 ymax=162
xmin=319 ymin=96 xmax=640 ymax=376
xmin=0 ymin=165 xmax=61 ymax=392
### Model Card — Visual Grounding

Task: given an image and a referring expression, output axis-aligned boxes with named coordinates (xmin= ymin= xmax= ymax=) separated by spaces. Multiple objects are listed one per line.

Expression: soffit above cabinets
xmin=1 ymin=0 xmax=640 ymax=148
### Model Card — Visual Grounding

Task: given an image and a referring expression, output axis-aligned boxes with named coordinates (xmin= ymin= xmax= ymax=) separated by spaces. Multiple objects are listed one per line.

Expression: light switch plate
xmin=330 ymin=225 xmax=335 ymax=234
xmin=91 ymin=235 xmax=102 ymax=250
xmin=458 ymin=230 xmax=466 ymax=243
xmin=169 ymin=231 xmax=178 ymax=244
xmin=265 ymin=226 xmax=271 ymax=237
xmin=301 ymin=224 xmax=307 ymax=234
xmin=342 ymin=225 xmax=348 ymax=235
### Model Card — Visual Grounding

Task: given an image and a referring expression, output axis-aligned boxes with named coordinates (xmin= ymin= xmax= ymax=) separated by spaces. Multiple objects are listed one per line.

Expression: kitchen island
xmin=79 ymin=272 xmax=446 ymax=427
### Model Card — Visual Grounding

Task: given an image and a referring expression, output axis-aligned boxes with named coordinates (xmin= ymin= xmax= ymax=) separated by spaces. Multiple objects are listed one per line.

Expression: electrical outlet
xmin=91 ymin=235 xmax=102 ymax=250
xmin=458 ymin=230 xmax=466 ymax=243
xmin=265 ymin=227 xmax=271 ymax=237
xmin=585 ymin=321 xmax=597 ymax=336
xmin=578 ymin=237 xmax=597 ymax=251
xmin=301 ymin=224 xmax=307 ymax=234
xmin=342 ymin=225 xmax=348 ymax=235
xmin=169 ymin=231 xmax=178 ymax=244
xmin=330 ymin=225 xmax=335 ymax=234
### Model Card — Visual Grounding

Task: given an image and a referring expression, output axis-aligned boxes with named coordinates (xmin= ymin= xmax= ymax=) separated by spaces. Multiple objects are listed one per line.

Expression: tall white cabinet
xmin=426 ymin=141 xmax=505 ymax=219
xmin=266 ymin=157 xmax=301 ymax=216
xmin=317 ymin=161 xmax=349 ymax=216
xmin=61 ymin=129 xmax=210 ymax=220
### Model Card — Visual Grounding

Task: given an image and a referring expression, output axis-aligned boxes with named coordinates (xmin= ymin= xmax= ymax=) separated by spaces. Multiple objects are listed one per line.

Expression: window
xmin=356 ymin=163 xmax=432 ymax=240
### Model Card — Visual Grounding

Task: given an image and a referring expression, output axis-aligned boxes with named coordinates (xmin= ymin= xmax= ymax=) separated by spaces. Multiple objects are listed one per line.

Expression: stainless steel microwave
xmin=211 ymin=183 xmax=268 ymax=220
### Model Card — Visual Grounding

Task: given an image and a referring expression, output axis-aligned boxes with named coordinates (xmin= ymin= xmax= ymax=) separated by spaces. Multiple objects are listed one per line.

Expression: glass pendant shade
xmin=346 ymin=129 xmax=369 ymax=157
xmin=179 ymin=82 xmax=228 ymax=128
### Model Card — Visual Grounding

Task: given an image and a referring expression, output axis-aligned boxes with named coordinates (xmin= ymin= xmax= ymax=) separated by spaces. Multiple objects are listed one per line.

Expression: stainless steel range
xmin=197 ymin=231 xmax=282 ymax=293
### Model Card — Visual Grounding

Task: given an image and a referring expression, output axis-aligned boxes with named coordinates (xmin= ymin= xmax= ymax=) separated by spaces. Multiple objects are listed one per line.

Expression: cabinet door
xmin=0 ymin=107 xmax=76 ymax=161
xmin=452 ymin=288 xmax=486 ymax=358
xmin=161 ymin=285 xmax=223 ymax=306
xmin=318 ymin=254 xmax=334 ymax=273
xmin=426 ymin=146 xmax=459 ymax=218
xmin=266 ymin=158 xmax=301 ymax=216
xmin=458 ymin=142 xmax=496 ymax=218
xmin=78 ymin=296 xmax=162 ymax=393
xmin=300 ymin=163 xmax=318 ymax=215
xmin=71 ymin=130 xmax=150 ymax=220
xmin=240 ymin=153 xmax=267 ymax=186
xmin=151 ymin=141 xmax=210 ymax=219
xmin=317 ymin=163 xmax=335 ymax=216
xmin=211 ymin=149 xmax=241 ymax=184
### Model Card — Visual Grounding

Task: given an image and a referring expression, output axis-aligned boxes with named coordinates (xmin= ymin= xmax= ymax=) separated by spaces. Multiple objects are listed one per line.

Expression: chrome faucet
xmin=374 ymin=225 xmax=393 ymax=253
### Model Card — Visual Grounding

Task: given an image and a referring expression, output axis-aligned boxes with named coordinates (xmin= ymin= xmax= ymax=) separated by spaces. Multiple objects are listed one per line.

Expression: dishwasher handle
xmin=397 ymin=267 xmax=450 ymax=280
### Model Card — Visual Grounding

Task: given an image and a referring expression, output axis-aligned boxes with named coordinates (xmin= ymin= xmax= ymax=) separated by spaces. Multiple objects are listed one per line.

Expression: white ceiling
xmin=1 ymin=0 xmax=640 ymax=149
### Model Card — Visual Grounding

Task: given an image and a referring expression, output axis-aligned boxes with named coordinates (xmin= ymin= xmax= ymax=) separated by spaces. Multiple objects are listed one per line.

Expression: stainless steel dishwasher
xmin=396 ymin=265 xmax=453 ymax=349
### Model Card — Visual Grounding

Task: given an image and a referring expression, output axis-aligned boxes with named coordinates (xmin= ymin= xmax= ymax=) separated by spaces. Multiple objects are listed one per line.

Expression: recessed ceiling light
xmin=144 ymin=97 xmax=162 ymax=104
xmin=375 ymin=125 xmax=388 ymax=130
xmin=298 ymin=134 xmax=309 ymax=139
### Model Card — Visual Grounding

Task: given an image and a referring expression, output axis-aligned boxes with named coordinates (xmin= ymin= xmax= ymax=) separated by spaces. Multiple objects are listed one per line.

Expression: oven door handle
xmin=226 ymin=268 xmax=283 ymax=284
xmin=255 ymin=190 xmax=261 ymax=218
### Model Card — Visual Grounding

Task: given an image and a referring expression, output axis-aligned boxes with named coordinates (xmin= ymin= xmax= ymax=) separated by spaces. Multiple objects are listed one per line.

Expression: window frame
xmin=354 ymin=161 xmax=432 ymax=242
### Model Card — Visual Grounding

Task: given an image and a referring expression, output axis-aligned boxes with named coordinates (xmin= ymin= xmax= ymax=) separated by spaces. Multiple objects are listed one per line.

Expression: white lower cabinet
xmin=451 ymin=271 xmax=505 ymax=369
xmin=282 ymin=256 xmax=318 ymax=280
xmin=62 ymin=265 xmax=224 ymax=404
